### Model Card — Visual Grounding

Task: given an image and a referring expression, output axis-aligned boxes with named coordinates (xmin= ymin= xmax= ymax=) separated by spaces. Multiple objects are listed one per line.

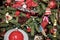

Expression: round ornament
xmin=15 ymin=10 xmax=20 ymax=17
xmin=12 ymin=0 xmax=24 ymax=8
xmin=26 ymin=13 xmax=31 ymax=18
xmin=6 ymin=0 xmax=11 ymax=4
xmin=9 ymin=30 xmax=24 ymax=40
xmin=5 ymin=3 xmax=8 ymax=6
xmin=27 ymin=27 xmax=31 ymax=32
xmin=4 ymin=28 xmax=28 ymax=40
xmin=26 ymin=0 xmax=38 ymax=8
xmin=48 ymin=1 xmax=56 ymax=9
xmin=50 ymin=28 xmax=54 ymax=34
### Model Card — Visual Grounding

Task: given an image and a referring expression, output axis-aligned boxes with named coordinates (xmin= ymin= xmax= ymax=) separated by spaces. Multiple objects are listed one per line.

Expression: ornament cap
xmin=15 ymin=27 xmax=18 ymax=29
xmin=15 ymin=27 xmax=19 ymax=31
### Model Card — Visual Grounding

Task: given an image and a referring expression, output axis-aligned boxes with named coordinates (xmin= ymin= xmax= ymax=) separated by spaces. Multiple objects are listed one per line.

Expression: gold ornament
xmin=53 ymin=19 xmax=57 ymax=26
xmin=53 ymin=28 xmax=57 ymax=37
xmin=53 ymin=32 xmax=56 ymax=37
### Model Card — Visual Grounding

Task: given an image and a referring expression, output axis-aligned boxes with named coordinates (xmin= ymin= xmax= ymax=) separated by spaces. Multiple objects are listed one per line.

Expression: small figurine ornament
xmin=5 ymin=12 xmax=12 ymax=23
xmin=44 ymin=7 xmax=51 ymax=15
xmin=41 ymin=16 xmax=49 ymax=29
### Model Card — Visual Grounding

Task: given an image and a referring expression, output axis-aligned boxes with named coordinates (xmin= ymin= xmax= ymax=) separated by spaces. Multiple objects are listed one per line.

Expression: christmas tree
xmin=0 ymin=0 xmax=60 ymax=40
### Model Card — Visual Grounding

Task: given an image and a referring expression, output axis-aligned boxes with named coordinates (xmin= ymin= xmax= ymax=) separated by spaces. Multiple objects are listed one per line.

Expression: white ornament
xmin=4 ymin=28 xmax=29 ymax=40
xmin=49 ymin=22 xmax=51 ymax=24
xmin=5 ymin=12 xmax=12 ymax=23
xmin=22 ymin=3 xmax=27 ymax=8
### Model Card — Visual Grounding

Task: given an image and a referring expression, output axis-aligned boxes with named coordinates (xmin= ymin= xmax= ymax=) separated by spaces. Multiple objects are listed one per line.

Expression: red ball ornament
xmin=9 ymin=30 xmax=24 ymax=40
xmin=26 ymin=13 xmax=31 ymax=18
xmin=48 ymin=1 xmax=56 ymax=9
xmin=26 ymin=0 xmax=38 ymax=8
xmin=4 ymin=29 xmax=28 ymax=40
xmin=12 ymin=1 xmax=24 ymax=8
xmin=31 ymin=1 xmax=38 ymax=7
xmin=5 ymin=2 xmax=10 ymax=6
xmin=6 ymin=0 xmax=11 ymax=4
xmin=50 ymin=29 xmax=54 ymax=34
xmin=5 ymin=3 xmax=8 ymax=6
xmin=26 ymin=0 xmax=32 ymax=8
xmin=12 ymin=4 xmax=20 ymax=8
xmin=27 ymin=27 xmax=31 ymax=32
xmin=15 ymin=10 xmax=20 ymax=17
